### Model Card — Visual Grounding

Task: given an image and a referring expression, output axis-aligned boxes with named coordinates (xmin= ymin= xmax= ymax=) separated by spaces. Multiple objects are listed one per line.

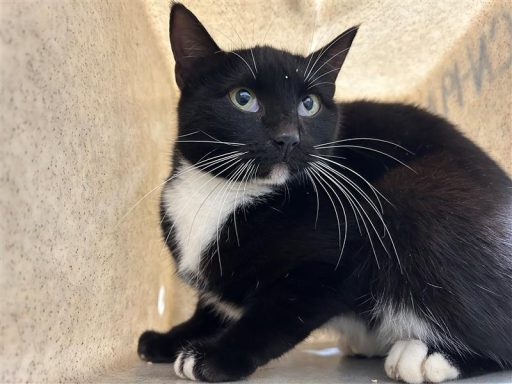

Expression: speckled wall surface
xmin=1 ymin=0 xmax=510 ymax=383
xmin=1 ymin=1 xmax=177 ymax=382
xmin=406 ymin=1 xmax=512 ymax=175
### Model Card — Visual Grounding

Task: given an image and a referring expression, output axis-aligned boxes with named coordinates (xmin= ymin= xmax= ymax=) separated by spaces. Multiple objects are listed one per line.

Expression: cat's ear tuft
xmin=169 ymin=3 xmax=221 ymax=89
xmin=305 ymin=26 xmax=359 ymax=85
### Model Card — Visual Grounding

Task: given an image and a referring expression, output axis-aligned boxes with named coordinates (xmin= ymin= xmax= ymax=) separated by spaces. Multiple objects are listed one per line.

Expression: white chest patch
xmin=163 ymin=160 xmax=272 ymax=275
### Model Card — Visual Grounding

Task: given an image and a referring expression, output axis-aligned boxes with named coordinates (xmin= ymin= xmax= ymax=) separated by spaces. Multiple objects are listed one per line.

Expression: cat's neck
xmin=162 ymin=157 xmax=273 ymax=276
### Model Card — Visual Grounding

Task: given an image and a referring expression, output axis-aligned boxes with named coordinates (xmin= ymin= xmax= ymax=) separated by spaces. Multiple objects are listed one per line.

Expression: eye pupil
xmin=302 ymin=96 xmax=314 ymax=110
xmin=236 ymin=90 xmax=251 ymax=106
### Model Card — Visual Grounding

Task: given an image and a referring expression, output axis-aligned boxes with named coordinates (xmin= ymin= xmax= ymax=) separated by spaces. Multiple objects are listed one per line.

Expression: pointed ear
xmin=169 ymin=3 xmax=221 ymax=89
xmin=305 ymin=26 xmax=358 ymax=85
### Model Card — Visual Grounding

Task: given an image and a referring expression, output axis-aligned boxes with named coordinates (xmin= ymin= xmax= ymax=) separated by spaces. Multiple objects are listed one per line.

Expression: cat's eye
xmin=298 ymin=94 xmax=321 ymax=117
xmin=229 ymin=88 xmax=259 ymax=112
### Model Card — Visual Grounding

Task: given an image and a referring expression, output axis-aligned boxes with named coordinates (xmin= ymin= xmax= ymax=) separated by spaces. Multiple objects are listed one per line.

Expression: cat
xmin=138 ymin=3 xmax=512 ymax=383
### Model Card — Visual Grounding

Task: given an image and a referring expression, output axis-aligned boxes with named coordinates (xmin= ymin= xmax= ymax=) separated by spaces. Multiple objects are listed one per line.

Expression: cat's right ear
xmin=169 ymin=3 xmax=221 ymax=89
xmin=305 ymin=26 xmax=359 ymax=86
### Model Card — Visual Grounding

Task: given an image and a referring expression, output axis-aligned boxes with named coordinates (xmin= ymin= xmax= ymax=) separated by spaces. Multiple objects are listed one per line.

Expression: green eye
xmin=298 ymin=94 xmax=321 ymax=117
xmin=229 ymin=88 xmax=259 ymax=112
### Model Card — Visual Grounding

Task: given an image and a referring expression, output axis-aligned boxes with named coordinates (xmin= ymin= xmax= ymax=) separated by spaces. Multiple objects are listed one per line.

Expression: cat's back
xmin=336 ymin=101 xmax=512 ymax=361
xmin=338 ymin=100 xmax=511 ymax=190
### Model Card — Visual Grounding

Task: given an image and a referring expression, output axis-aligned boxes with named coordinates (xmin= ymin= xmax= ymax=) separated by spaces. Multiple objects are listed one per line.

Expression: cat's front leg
xmin=173 ymin=265 xmax=344 ymax=381
xmin=138 ymin=298 xmax=228 ymax=363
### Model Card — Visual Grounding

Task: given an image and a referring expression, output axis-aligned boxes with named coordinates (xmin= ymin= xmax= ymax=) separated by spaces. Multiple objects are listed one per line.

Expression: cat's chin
xmin=255 ymin=163 xmax=290 ymax=186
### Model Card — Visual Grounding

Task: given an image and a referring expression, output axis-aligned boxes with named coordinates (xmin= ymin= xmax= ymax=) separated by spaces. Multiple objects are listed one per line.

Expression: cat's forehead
xmin=232 ymin=46 xmax=308 ymax=89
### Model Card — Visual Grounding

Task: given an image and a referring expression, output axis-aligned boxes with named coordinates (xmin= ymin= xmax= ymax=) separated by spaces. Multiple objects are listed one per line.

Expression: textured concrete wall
xmin=1 ymin=0 xmax=510 ymax=382
xmin=406 ymin=0 xmax=512 ymax=175
xmin=0 ymin=1 xmax=176 ymax=382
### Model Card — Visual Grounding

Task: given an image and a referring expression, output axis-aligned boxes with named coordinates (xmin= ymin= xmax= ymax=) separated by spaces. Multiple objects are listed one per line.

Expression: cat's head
xmin=169 ymin=3 xmax=357 ymax=185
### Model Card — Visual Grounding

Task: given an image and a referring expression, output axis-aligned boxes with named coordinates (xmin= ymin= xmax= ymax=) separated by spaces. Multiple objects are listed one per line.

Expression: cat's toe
xmin=423 ymin=352 xmax=459 ymax=383
xmin=174 ymin=349 xmax=198 ymax=380
xmin=384 ymin=340 xmax=459 ymax=384
xmin=137 ymin=330 xmax=176 ymax=363
xmin=385 ymin=340 xmax=410 ymax=380
xmin=174 ymin=343 xmax=256 ymax=382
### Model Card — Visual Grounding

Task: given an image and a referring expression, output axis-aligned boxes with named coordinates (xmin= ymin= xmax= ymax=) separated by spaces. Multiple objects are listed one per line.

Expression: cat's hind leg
xmin=384 ymin=339 xmax=460 ymax=384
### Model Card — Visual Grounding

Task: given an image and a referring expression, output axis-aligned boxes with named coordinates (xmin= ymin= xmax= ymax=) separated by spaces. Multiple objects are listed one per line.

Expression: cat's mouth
xmin=256 ymin=163 xmax=290 ymax=186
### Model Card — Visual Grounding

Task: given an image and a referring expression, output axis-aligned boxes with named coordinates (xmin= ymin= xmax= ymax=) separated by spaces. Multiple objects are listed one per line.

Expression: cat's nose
xmin=272 ymin=131 xmax=300 ymax=157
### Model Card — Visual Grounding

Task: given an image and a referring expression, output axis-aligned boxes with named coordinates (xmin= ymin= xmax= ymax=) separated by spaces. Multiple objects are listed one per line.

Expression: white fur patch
xmin=257 ymin=163 xmax=290 ymax=185
xmin=174 ymin=352 xmax=185 ymax=379
xmin=385 ymin=340 xmax=409 ymax=380
xmin=202 ymin=291 xmax=244 ymax=321
xmin=385 ymin=340 xmax=459 ymax=384
xmin=163 ymin=159 xmax=272 ymax=275
xmin=376 ymin=304 xmax=437 ymax=347
xmin=423 ymin=352 xmax=460 ymax=383
xmin=174 ymin=350 xmax=198 ymax=381
xmin=183 ymin=354 xmax=197 ymax=381
xmin=327 ymin=314 xmax=388 ymax=357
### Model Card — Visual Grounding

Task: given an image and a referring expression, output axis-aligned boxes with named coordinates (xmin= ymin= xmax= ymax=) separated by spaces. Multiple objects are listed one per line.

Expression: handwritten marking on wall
xmin=426 ymin=12 xmax=512 ymax=117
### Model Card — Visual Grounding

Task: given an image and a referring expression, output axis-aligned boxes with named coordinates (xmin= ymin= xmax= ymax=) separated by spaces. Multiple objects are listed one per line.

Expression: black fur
xmin=138 ymin=3 xmax=512 ymax=382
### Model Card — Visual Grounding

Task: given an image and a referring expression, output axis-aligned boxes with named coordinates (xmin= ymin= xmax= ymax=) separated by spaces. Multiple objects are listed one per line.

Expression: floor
xmin=96 ymin=344 xmax=512 ymax=384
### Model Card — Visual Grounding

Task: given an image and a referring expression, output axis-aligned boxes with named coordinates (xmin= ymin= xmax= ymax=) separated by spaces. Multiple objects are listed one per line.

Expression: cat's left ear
xmin=305 ymin=26 xmax=359 ymax=84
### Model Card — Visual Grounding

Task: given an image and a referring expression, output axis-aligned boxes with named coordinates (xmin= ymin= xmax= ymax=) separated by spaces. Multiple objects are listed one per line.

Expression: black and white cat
xmin=138 ymin=3 xmax=512 ymax=383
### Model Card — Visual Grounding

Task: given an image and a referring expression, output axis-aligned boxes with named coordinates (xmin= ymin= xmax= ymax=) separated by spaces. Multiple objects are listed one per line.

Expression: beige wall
xmin=1 ymin=0 xmax=510 ymax=382
xmin=0 ymin=1 xmax=176 ymax=382
xmin=405 ymin=0 xmax=512 ymax=175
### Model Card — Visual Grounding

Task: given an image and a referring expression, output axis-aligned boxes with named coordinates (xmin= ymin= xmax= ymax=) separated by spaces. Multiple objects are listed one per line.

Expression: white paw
xmin=423 ymin=352 xmax=460 ymax=383
xmin=384 ymin=340 xmax=459 ymax=384
xmin=174 ymin=350 xmax=198 ymax=381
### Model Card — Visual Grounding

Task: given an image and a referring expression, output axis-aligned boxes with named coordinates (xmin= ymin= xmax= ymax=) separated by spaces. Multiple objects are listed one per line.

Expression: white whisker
xmin=307 ymin=66 xmax=342 ymax=86
xmin=232 ymin=159 xmax=254 ymax=246
xmin=250 ymin=48 xmax=258 ymax=74
xmin=115 ymin=150 xmax=241 ymax=228
xmin=307 ymin=82 xmax=336 ymax=90
xmin=307 ymin=47 xmax=350 ymax=83
xmin=316 ymin=144 xmax=416 ymax=173
xmin=306 ymin=167 xmax=346 ymax=266
xmin=316 ymin=160 xmax=384 ymax=218
xmin=312 ymin=161 xmax=380 ymax=268
xmin=177 ymin=131 xmax=200 ymax=138
xmin=315 ymin=137 xmax=415 ymax=155
xmin=214 ymin=161 xmax=249 ymax=275
xmin=310 ymin=154 xmax=392 ymax=208
xmin=229 ymin=52 xmax=257 ymax=80
xmin=309 ymin=164 xmax=348 ymax=269
xmin=314 ymin=159 xmax=403 ymax=273
xmin=305 ymin=28 xmax=356 ymax=82
xmin=316 ymin=154 xmax=346 ymax=160
xmin=305 ymin=168 xmax=320 ymax=229
xmin=312 ymin=161 xmax=363 ymax=234
xmin=185 ymin=156 xmax=245 ymax=247
xmin=174 ymin=140 xmax=245 ymax=147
